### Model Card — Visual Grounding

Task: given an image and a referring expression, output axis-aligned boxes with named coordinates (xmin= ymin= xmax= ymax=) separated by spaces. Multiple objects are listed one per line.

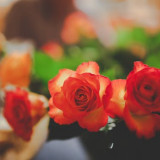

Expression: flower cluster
xmin=48 ymin=61 xmax=160 ymax=139
xmin=3 ymin=87 xmax=47 ymax=141
xmin=0 ymin=52 xmax=48 ymax=141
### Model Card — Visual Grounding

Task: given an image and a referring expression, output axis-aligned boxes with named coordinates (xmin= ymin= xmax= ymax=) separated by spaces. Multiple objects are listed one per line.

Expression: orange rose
xmin=48 ymin=62 xmax=112 ymax=131
xmin=0 ymin=53 xmax=32 ymax=87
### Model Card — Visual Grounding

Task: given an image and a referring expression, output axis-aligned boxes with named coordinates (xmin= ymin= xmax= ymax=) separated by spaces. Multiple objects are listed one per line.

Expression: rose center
xmin=13 ymin=103 xmax=27 ymax=122
xmin=144 ymin=84 xmax=152 ymax=90
xmin=74 ymin=85 xmax=98 ymax=112
xmin=138 ymin=82 xmax=157 ymax=103
xmin=75 ymin=87 xmax=88 ymax=106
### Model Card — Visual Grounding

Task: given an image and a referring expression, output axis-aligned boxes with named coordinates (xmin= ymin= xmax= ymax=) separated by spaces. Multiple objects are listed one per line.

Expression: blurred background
xmin=1 ymin=0 xmax=160 ymax=160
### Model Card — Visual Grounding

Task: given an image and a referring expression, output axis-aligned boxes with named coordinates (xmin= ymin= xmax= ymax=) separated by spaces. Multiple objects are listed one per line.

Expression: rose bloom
xmin=48 ymin=61 xmax=112 ymax=131
xmin=0 ymin=53 xmax=32 ymax=88
xmin=3 ymin=87 xmax=47 ymax=141
xmin=124 ymin=61 xmax=160 ymax=138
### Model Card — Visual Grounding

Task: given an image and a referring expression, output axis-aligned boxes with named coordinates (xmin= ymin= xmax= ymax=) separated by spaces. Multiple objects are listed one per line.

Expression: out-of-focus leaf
xmin=83 ymin=47 xmax=100 ymax=61
xmin=116 ymin=28 xmax=132 ymax=48
xmin=116 ymin=28 xmax=148 ymax=48
xmin=145 ymin=52 xmax=160 ymax=68
xmin=130 ymin=28 xmax=148 ymax=45
xmin=33 ymin=51 xmax=84 ymax=86
xmin=147 ymin=33 xmax=160 ymax=52
xmin=101 ymin=68 xmax=116 ymax=80
xmin=33 ymin=51 xmax=63 ymax=85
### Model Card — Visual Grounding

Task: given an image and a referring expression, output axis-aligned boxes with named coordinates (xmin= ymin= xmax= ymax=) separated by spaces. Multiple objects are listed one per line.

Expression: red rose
xmin=124 ymin=61 xmax=160 ymax=138
xmin=48 ymin=62 xmax=112 ymax=131
xmin=4 ymin=88 xmax=33 ymax=141
xmin=3 ymin=88 xmax=48 ymax=141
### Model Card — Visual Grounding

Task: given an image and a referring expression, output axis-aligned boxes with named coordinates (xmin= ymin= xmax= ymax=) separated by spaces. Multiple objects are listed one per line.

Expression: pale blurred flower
xmin=4 ymin=40 xmax=34 ymax=55
xmin=61 ymin=11 xmax=96 ymax=44
xmin=75 ymin=0 xmax=160 ymax=46
xmin=0 ymin=0 xmax=18 ymax=7
xmin=0 ymin=0 xmax=18 ymax=32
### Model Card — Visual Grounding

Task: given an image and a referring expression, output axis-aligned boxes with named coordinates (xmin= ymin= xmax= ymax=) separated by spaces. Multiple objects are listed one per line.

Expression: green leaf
xmin=116 ymin=27 xmax=148 ymax=48
xmin=145 ymin=52 xmax=160 ymax=68
xmin=147 ymin=33 xmax=160 ymax=52
xmin=130 ymin=28 xmax=148 ymax=45
xmin=33 ymin=51 xmax=85 ymax=85
xmin=33 ymin=51 xmax=63 ymax=85
xmin=116 ymin=28 xmax=132 ymax=48
xmin=101 ymin=68 xmax=116 ymax=80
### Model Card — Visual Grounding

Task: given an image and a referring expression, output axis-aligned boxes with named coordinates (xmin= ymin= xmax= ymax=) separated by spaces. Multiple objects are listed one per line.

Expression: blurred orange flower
xmin=110 ymin=17 xmax=133 ymax=29
xmin=61 ymin=11 xmax=96 ymax=44
xmin=41 ymin=42 xmax=64 ymax=60
xmin=0 ymin=53 xmax=32 ymax=88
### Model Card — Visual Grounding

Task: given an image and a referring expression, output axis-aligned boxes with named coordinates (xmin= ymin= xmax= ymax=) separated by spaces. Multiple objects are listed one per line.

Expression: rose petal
xmin=53 ymin=92 xmax=80 ymax=120
xmin=76 ymin=61 xmax=99 ymax=75
xmin=29 ymin=92 xmax=48 ymax=125
xmin=133 ymin=61 xmax=148 ymax=73
xmin=49 ymin=98 xmax=74 ymax=125
xmin=78 ymin=107 xmax=108 ymax=132
xmin=98 ymin=75 xmax=112 ymax=100
xmin=126 ymin=61 xmax=148 ymax=81
xmin=80 ymin=73 xmax=100 ymax=91
xmin=124 ymin=107 xmax=156 ymax=139
xmin=48 ymin=69 xmax=75 ymax=95
xmin=105 ymin=79 xmax=126 ymax=118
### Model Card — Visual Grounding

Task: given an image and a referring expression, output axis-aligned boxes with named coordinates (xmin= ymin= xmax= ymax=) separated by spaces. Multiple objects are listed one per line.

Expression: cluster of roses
xmin=48 ymin=61 xmax=160 ymax=139
xmin=0 ymin=53 xmax=47 ymax=141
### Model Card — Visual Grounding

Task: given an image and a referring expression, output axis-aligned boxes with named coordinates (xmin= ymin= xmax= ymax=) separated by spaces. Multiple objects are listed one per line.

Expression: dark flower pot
xmin=80 ymin=121 xmax=160 ymax=160
xmin=48 ymin=119 xmax=160 ymax=160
